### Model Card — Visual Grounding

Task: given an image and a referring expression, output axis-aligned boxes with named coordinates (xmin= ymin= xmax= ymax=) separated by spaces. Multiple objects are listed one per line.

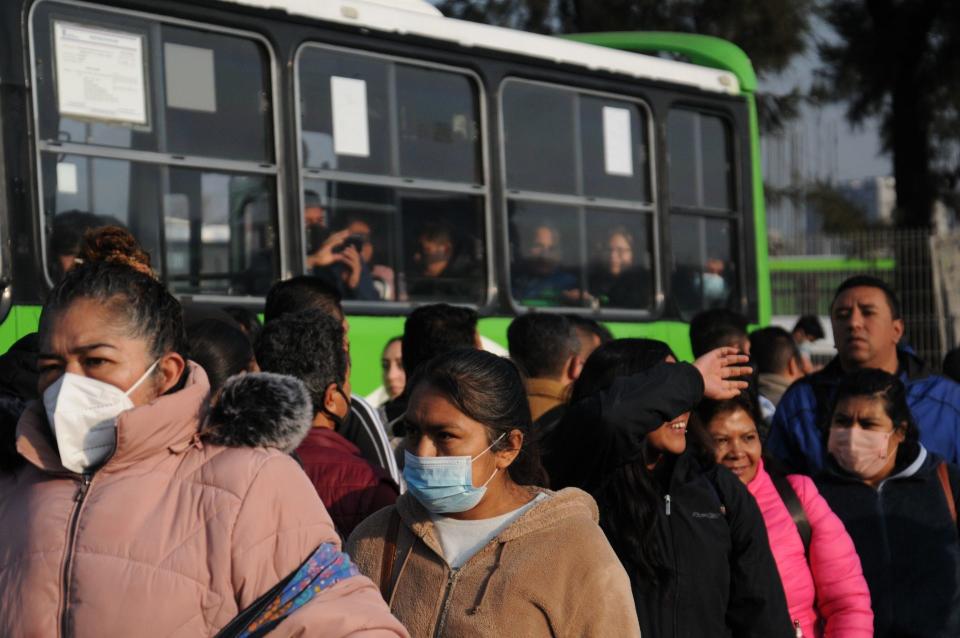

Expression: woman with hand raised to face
xmin=0 ymin=227 xmax=406 ymax=638
xmin=543 ymin=339 xmax=795 ymax=638
xmin=347 ymin=348 xmax=640 ymax=638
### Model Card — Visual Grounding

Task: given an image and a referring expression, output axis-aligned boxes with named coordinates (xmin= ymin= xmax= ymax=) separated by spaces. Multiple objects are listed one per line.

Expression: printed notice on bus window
xmin=602 ymin=106 xmax=633 ymax=176
xmin=331 ymin=76 xmax=370 ymax=157
xmin=54 ymin=21 xmax=147 ymax=125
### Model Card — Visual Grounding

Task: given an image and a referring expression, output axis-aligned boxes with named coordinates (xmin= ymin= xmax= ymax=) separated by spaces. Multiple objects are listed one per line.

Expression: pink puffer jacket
xmin=0 ymin=365 xmax=407 ymax=637
xmin=748 ymin=458 xmax=873 ymax=637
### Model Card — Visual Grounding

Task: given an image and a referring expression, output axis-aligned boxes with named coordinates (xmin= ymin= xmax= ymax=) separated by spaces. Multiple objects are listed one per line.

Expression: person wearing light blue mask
xmin=346 ymin=348 xmax=641 ymax=637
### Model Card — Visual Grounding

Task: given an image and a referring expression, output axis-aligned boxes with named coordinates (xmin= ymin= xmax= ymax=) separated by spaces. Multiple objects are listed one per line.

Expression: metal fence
xmin=768 ymin=228 xmax=950 ymax=370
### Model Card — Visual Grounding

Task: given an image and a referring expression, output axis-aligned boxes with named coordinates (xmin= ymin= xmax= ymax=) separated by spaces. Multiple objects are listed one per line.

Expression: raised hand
xmin=693 ymin=346 xmax=751 ymax=400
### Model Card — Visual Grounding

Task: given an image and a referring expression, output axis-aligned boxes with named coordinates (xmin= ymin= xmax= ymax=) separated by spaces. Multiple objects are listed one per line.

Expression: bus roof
xmin=219 ymin=0 xmax=741 ymax=95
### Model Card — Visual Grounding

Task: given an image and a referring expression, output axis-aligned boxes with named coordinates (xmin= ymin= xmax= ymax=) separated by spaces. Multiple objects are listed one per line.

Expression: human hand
xmin=693 ymin=347 xmax=751 ymax=400
xmin=306 ymin=229 xmax=350 ymax=268
xmin=339 ymin=245 xmax=362 ymax=289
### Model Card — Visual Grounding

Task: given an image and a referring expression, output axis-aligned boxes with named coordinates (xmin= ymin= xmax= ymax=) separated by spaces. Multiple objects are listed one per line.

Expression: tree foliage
xmin=435 ymin=0 xmax=813 ymax=132
xmin=815 ymin=0 xmax=960 ymax=228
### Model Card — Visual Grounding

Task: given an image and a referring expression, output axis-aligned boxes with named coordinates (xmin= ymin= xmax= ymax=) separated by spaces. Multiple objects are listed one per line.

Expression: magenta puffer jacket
xmin=748 ymin=458 xmax=874 ymax=637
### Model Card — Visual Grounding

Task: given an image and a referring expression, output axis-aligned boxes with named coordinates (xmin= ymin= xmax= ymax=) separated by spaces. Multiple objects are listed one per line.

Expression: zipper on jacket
xmin=794 ymin=619 xmax=804 ymax=637
xmin=432 ymin=567 xmax=461 ymax=638
xmin=60 ymin=474 xmax=92 ymax=638
xmin=664 ymin=494 xmax=671 ymax=516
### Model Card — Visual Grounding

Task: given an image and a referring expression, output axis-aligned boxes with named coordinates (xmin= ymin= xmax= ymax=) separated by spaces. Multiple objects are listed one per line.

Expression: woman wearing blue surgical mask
xmin=347 ymin=348 xmax=640 ymax=637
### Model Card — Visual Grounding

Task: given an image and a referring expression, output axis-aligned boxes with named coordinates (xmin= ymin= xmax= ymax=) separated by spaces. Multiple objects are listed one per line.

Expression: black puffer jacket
xmin=815 ymin=442 xmax=960 ymax=638
xmin=544 ymin=361 xmax=792 ymax=638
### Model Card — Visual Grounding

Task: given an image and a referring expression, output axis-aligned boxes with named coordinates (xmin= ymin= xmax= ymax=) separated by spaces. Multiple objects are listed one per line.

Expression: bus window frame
xmin=27 ymin=0 xmax=287 ymax=293
xmin=664 ymin=100 xmax=750 ymax=316
xmin=293 ymin=41 xmax=494 ymax=312
xmin=497 ymin=76 xmax=663 ymax=320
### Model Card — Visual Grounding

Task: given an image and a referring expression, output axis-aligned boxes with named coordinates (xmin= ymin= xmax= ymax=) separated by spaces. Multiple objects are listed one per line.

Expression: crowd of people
xmin=1 ymin=224 xmax=960 ymax=637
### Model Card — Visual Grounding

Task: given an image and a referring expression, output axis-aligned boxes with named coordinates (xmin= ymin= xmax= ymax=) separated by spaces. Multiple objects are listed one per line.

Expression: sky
xmin=760 ymin=44 xmax=891 ymax=183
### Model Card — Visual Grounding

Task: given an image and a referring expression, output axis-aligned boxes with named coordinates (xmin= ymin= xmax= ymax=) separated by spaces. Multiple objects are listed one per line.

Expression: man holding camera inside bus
xmin=304 ymin=190 xmax=380 ymax=301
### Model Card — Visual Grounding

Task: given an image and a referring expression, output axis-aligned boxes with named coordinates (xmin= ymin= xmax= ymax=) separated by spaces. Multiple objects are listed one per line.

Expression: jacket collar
xmin=819 ymin=348 xmax=931 ymax=385
xmin=299 ymin=426 xmax=362 ymax=456
xmin=524 ymin=378 xmax=570 ymax=402
xmin=395 ymin=486 xmax=597 ymax=558
xmin=16 ymin=363 xmax=210 ymax=475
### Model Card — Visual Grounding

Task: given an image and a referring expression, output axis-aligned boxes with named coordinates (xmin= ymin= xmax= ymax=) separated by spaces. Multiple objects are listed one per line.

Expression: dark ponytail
xmin=410 ymin=348 xmax=547 ymax=487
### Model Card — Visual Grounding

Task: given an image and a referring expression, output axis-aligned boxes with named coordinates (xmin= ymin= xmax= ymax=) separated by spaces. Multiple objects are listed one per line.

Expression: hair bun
xmin=79 ymin=226 xmax=154 ymax=278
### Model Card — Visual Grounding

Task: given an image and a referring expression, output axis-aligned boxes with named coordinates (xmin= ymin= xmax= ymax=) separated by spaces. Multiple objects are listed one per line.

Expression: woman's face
xmin=404 ymin=384 xmax=514 ymax=489
xmin=37 ymin=297 xmax=174 ymax=407
xmin=381 ymin=340 xmax=405 ymax=400
xmin=708 ymin=407 xmax=761 ymax=484
xmin=646 ymin=412 xmax=690 ymax=458
xmin=607 ymin=233 xmax=633 ymax=276
xmin=830 ymin=395 xmax=904 ymax=482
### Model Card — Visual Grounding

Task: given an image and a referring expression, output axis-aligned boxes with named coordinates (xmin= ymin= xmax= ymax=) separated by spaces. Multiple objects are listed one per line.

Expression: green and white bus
xmin=0 ymin=0 xmax=770 ymax=393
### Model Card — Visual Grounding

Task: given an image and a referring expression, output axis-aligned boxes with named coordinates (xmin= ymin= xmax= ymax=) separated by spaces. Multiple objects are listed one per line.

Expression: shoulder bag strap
xmin=212 ymin=551 xmax=305 ymax=638
xmin=379 ymin=509 xmax=402 ymax=601
xmin=937 ymin=462 xmax=957 ymax=526
xmin=769 ymin=471 xmax=812 ymax=558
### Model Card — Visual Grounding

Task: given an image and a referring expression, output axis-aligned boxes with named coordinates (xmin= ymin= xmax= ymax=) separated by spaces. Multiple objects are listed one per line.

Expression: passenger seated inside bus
xmin=302 ymin=191 xmax=379 ymax=301
xmin=405 ymin=222 xmax=481 ymax=301
xmin=587 ymin=225 xmax=651 ymax=309
xmin=511 ymin=222 xmax=579 ymax=306
xmin=344 ymin=216 xmax=395 ymax=301
xmin=672 ymin=255 xmax=733 ymax=317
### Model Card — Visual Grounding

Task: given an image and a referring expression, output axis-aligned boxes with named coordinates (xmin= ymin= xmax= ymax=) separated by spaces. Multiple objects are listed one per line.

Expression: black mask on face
xmin=320 ymin=384 xmax=350 ymax=432
xmin=306 ymin=224 xmax=331 ymax=254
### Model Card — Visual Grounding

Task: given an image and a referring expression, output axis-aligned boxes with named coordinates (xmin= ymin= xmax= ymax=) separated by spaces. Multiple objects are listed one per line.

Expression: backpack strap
xmin=937 ymin=462 xmax=957 ymax=526
xmin=379 ymin=509 xmax=401 ymax=601
xmin=769 ymin=470 xmax=812 ymax=558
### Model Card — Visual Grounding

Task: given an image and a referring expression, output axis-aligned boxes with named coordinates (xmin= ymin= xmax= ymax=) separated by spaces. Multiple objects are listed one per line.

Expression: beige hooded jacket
xmin=0 ymin=365 xmax=407 ymax=638
xmin=347 ymin=486 xmax=640 ymax=638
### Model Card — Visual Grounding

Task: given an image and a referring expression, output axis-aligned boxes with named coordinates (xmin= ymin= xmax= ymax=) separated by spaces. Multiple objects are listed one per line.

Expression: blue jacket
xmin=814 ymin=443 xmax=960 ymax=638
xmin=767 ymin=350 xmax=960 ymax=475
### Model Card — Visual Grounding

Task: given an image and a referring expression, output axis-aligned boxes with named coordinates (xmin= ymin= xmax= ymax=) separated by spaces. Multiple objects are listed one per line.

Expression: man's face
xmin=304 ymin=205 xmax=325 ymax=227
xmin=526 ymin=226 xmax=560 ymax=275
xmin=417 ymin=237 xmax=452 ymax=269
xmin=831 ymin=286 xmax=903 ymax=369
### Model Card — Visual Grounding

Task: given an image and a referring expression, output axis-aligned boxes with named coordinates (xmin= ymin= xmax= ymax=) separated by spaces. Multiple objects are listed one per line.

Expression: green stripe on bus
xmin=769 ymin=257 xmax=895 ymax=272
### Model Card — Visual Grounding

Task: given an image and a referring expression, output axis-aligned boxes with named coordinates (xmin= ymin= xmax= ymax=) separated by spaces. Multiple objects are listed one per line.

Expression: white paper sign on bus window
xmin=57 ymin=162 xmax=79 ymax=194
xmin=164 ymin=43 xmax=217 ymax=113
xmin=54 ymin=21 xmax=148 ymax=125
xmin=331 ymin=76 xmax=370 ymax=157
xmin=602 ymin=106 xmax=633 ymax=177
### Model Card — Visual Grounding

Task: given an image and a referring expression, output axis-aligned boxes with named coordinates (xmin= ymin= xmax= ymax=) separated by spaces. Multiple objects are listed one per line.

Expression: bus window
xmin=502 ymin=83 xmax=577 ymax=195
xmin=297 ymin=45 xmax=486 ymax=305
xmin=667 ymin=108 xmax=738 ymax=318
xmin=501 ymin=80 xmax=656 ymax=312
xmin=32 ymin=3 xmax=279 ymax=294
xmin=508 ymin=201 xmax=581 ymax=307
xmin=302 ymin=180 xmax=485 ymax=304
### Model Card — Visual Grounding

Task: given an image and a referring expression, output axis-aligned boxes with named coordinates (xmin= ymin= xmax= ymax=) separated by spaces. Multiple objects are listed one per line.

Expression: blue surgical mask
xmin=403 ymin=434 xmax=506 ymax=514
xmin=702 ymin=272 xmax=728 ymax=302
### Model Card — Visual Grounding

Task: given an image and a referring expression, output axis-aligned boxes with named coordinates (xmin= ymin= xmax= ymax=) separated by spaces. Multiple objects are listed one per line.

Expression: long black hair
xmin=570 ymin=338 xmax=680 ymax=590
xmin=409 ymin=348 xmax=547 ymax=487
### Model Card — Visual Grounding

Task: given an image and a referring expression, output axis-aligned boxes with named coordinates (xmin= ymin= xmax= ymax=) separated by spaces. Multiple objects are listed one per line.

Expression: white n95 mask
xmin=43 ymin=361 xmax=159 ymax=474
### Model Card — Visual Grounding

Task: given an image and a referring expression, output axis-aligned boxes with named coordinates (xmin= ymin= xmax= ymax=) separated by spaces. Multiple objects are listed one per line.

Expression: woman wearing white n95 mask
xmin=346 ymin=348 xmax=640 ymax=638
xmin=0 ymin=227 xmax=406 ymax=638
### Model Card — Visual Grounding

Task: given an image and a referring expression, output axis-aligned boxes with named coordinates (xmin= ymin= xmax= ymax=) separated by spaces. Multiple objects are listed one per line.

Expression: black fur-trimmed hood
xmin=202 ymin=372 xmax=313 ymax=453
